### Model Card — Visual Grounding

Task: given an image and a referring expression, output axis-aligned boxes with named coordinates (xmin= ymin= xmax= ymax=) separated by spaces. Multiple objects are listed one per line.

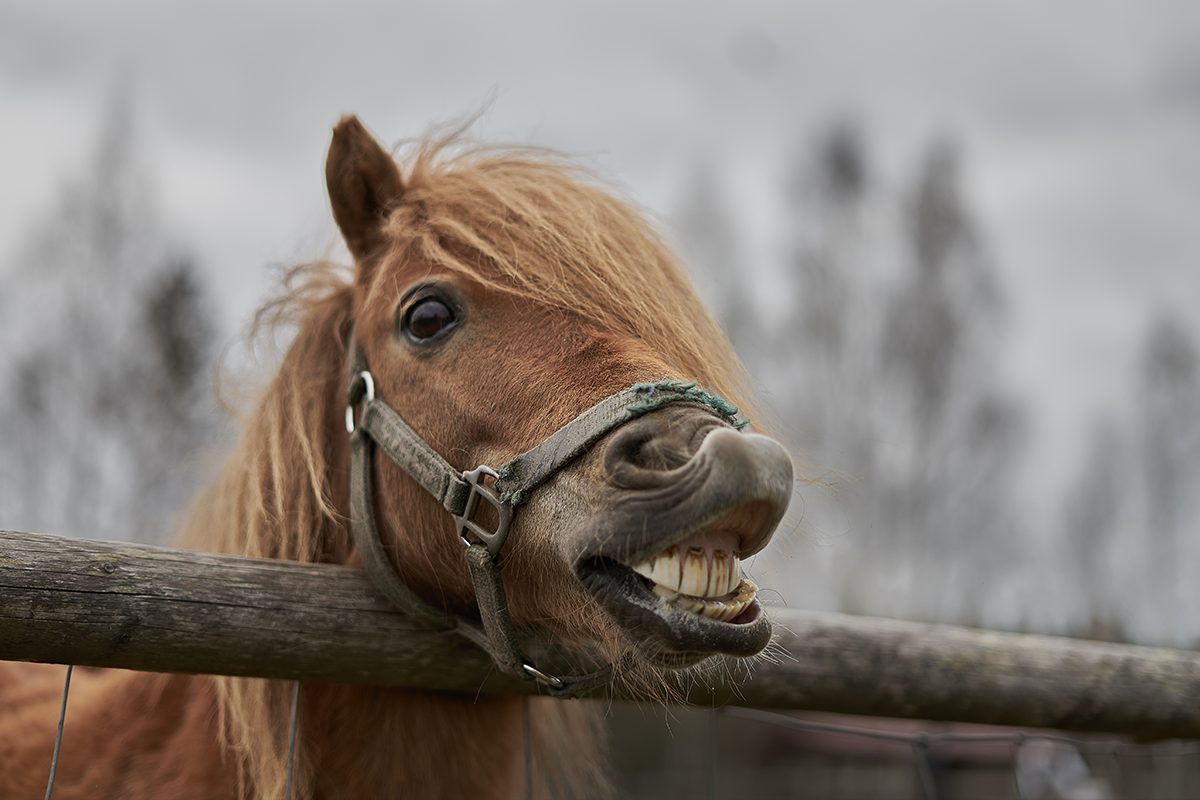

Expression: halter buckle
xmin=456 ymin=466 xmax=514 ymax=558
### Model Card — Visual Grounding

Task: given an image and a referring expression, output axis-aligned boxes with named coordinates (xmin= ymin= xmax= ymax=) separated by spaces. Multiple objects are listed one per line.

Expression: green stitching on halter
xmin=627 ymin=380 xmax=750 ymax=430
xmin=493 ymin=380 xmax=751 ymax=507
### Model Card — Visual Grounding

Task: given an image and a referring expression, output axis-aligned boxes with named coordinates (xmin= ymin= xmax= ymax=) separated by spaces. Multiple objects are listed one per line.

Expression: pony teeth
xmin=630 ymin=546 xmax=752 ymax=620
xmin=680 ymin=548 xmax=711 ymax=597
xmin=646 ymin=546 xmax=682 ymax=589
xmin=651 ymin=579 xmax=758 ymax=621
xmin=630 ymin=545 xmax=743 ymax=598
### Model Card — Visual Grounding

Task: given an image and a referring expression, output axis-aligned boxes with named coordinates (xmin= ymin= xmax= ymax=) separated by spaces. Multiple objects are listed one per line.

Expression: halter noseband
xmin=343 ymin=332 xmax=748 ymax=698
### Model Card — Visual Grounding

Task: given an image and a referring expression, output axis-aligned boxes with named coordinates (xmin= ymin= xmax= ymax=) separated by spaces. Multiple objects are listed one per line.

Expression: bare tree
xmin=776 ymin=128 xmax=1026 ymax=625
xmin=789 ymin=121 xmax=868 ymax=364
xmin=0 ymin=95 xmax=221 ymax=543
xmin=779 ymin=121 xmax=880 ymax=495
xmin=1061 ymin=420 xmax=1127 ymax=641
xmin=1137 ymin=313 xmax=1200 ymax=639
xmin=871 ymin=140 xmax=1024 ymax=623
xmin=673 ymin=158 xmax=759 ymax=359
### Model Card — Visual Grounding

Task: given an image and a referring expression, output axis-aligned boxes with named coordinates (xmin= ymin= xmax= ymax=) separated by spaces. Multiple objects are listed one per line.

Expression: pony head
xmin=325 ymin=116 xmax=793 ymax=673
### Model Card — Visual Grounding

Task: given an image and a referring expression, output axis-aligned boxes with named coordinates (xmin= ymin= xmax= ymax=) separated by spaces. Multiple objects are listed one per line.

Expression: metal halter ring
xmin=345 ymin=371 xmax=376 ymax=433
xmin=522 ymin=662 xmax=565 ymax=688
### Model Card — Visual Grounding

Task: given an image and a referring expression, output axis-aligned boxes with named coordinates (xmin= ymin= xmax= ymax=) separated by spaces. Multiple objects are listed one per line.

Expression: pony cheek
xmin=372 ymin=467 xmax=476 ymax=607
xmin=498 ymin=465 xmax=612 ymax=632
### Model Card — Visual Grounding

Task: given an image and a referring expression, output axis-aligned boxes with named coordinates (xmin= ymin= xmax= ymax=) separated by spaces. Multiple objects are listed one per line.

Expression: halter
xmin=343 ymin=332 xmax=748 ymax=698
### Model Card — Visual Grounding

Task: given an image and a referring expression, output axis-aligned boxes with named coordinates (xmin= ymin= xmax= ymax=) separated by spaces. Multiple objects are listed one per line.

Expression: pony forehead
xmin=368 ymin=137 xmax=750 ymax=412
xmin=383 ymin=143 xmax=673 ymax=289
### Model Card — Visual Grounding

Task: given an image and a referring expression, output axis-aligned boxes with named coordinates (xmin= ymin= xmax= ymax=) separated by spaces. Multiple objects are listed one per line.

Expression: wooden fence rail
xmin=3 ymin=529 xmax=1199 ymax=740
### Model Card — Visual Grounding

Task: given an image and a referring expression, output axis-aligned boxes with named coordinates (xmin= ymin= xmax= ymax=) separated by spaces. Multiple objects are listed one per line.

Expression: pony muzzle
xmin=572 ymin=422 xmax=793 ymax=666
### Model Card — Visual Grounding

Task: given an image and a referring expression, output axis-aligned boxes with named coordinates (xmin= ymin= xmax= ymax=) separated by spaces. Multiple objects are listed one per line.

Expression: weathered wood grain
xmin=708 ymin=611 xmax=1200 ymax=741
xmin=4 ymin=529 xmax=1199 ymax=739
xmin=0 ymin=528 xmax=523 ymax=692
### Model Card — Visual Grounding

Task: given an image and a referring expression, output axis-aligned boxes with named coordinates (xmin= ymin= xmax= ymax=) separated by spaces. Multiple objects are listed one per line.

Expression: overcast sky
xmin=2 ymin=0 xmax=1199 ymax=517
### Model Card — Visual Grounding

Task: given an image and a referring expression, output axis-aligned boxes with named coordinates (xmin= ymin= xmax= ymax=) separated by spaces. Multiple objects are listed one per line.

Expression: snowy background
xmin=2 ymin=0 xmax=1198 ymax=645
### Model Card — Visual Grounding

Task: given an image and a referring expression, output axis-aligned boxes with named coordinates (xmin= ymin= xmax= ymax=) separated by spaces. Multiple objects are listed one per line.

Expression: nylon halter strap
xmin=343 ymin=332 xmax=748 ymax=698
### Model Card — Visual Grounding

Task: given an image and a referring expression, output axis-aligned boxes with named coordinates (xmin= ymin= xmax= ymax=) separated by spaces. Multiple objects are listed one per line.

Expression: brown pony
xmin=0 ymin=117 xmax=793 ymax=799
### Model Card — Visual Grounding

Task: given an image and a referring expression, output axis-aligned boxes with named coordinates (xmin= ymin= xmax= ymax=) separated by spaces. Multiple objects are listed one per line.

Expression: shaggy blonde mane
xmin=173 ymin=132 xmax=754 ymax=798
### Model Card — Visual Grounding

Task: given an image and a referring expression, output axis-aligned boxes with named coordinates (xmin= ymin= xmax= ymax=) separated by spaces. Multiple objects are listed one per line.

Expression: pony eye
xmin=403 ymin=297 xmax=457 ymax=342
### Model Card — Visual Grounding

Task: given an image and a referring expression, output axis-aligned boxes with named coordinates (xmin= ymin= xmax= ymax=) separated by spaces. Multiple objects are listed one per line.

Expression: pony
xmin=0 ymin=116 xmax=793 ymax=799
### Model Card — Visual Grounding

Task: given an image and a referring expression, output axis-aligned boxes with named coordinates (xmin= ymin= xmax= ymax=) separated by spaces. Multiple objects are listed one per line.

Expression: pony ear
xmin=326 ymin=116 xmax=405 ymax=262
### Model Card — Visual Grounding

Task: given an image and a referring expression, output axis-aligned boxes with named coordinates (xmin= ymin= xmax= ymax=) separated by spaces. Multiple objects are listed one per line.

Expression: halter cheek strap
xmin=343 ymin=332 xmax=747 ymax=697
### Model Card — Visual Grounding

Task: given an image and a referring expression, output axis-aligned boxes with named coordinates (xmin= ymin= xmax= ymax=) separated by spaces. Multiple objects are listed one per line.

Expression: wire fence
xmin=33 ymin=660 xmax=1200 ymax=800
xmin=723 ymin=706 xmax=1200 ymax=800
xmin=610 ymin=704 xmax=1200 ymax=800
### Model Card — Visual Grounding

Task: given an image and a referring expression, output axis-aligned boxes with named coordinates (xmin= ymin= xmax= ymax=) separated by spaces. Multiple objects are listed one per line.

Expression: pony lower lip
xmin=576 ymin=556 xmax=774 ymax=660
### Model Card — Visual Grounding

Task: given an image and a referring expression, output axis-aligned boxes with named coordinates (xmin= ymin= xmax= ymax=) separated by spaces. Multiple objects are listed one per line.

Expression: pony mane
xmin=173 ymin=265 xmax=354 ymax=799
xmin=171 ymin=131 xmax=757 ymax=798
xmin=175 ymin=264 xmax=352 ymax=564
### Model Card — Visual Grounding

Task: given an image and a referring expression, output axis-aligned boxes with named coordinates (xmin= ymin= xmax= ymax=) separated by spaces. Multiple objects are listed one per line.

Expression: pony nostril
xmin=634 ymin=437 xmax=692 ymax=472
xmin=607 ymin=429 xmax=651 ymax=467
xmin=602 ymin=413 xmax=704 ymax=486
xmin=602 ymin=427 xmax=657 ymax=482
